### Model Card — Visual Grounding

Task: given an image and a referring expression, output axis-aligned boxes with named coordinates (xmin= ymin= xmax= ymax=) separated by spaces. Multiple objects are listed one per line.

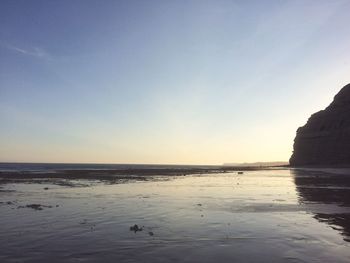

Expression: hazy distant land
xmin=223 ymin=161 xmax=289 ymax=167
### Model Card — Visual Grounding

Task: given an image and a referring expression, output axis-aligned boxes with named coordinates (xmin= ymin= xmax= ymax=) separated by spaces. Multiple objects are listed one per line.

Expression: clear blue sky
xmin=1 ymin=0 xmax=350 ymax=164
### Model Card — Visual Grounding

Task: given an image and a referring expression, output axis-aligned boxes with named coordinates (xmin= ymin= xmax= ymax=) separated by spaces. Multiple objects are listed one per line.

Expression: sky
xmin=1 ymin=0 xmax=350 ymax=165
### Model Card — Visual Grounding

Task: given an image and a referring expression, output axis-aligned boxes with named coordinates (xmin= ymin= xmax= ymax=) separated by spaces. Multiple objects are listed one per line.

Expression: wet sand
xmin=0 ymin=169 xmax=349 ymax=262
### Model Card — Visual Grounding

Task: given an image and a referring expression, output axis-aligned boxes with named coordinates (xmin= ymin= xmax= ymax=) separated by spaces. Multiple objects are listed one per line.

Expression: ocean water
xmin=0 ymin=168 xmax=349 ymax=262
xmin=0 ymin=162 xmax=220 ymax=172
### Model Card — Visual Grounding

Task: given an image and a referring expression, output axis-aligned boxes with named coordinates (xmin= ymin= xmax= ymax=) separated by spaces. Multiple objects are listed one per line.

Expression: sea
xmin=0 ymin=162 xmax=221 ymax=172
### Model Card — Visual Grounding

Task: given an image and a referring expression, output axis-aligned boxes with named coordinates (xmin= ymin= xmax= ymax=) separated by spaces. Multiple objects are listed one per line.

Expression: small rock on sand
xmin=17 ymin=204 xmax=53 ymax=211
xmin=130 ymin=224 xmax=143 ymax=233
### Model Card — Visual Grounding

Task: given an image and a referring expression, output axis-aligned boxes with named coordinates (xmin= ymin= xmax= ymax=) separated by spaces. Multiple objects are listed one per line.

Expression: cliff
xmin=290 ymin=83 xmax=350 ymax=166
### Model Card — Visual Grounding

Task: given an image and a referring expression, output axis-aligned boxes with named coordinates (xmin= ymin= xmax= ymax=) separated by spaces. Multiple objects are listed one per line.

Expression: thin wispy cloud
xmin=3 ymin=42 xmax=51 ymax=60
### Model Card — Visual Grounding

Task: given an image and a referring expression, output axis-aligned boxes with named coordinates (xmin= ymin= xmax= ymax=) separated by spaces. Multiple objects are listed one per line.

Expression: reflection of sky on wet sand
xmin=1 ymin=170 xmax=350 ymax=262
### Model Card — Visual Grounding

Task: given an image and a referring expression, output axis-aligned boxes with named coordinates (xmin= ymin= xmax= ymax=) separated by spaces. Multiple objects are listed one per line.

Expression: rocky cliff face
xmin=290 ymin=84 xmax=350 ymax=166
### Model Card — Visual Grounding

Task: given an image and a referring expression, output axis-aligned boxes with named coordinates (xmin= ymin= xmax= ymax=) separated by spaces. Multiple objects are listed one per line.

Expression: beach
xmin=0 ymin=166 xmax=349 ymax=262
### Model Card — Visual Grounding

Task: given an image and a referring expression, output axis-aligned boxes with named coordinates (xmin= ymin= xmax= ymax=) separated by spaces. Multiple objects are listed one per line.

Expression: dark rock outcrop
xmin=290 ymin=83 xmax=350 ymax=166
